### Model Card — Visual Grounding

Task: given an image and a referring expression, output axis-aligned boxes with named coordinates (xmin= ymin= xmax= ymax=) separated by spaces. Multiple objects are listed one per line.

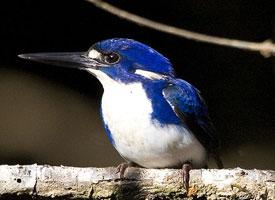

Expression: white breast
xmin=86 ymin=69 xmax=207 ymax=168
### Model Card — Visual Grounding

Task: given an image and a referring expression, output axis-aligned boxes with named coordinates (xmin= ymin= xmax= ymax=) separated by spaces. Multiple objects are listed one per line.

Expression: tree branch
xmin=86 ymin=0 xmax=275 ymax=58
xmin=0 ymin=164 xmax=274 ymax=199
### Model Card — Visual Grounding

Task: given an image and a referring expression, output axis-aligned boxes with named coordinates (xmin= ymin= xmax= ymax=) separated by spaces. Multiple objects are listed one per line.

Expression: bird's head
xmin=19 ymin=38 xmax=175 ymax=86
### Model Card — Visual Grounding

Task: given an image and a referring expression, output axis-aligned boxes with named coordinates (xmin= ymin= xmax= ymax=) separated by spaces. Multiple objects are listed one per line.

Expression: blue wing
xmin=163 ymin=79 xmax=220 ymax=154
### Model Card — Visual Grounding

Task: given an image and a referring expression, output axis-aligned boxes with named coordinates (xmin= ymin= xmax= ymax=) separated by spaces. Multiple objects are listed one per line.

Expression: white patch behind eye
xmin=134 ymin=69 xmax=165 ymax=80
xmin=88 ymin=49 xmax=101 ymax=59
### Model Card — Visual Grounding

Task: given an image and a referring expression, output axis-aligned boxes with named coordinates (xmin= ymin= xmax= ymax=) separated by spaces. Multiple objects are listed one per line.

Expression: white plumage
xmin=87 ymin=68 xmax=207 ymax=168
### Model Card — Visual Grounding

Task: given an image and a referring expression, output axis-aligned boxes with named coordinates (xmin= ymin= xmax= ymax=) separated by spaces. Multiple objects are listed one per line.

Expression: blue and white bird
xmin=19 ymin=38 xmax=223 ymax=189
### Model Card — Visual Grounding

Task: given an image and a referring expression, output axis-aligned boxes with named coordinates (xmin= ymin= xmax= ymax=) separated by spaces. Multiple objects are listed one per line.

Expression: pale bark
xmin=0 ymin=164 xmax=274 ymax=199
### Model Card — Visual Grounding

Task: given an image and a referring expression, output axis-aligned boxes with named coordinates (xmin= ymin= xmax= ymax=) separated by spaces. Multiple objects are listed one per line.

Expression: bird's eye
xmin=103 ymin=52 xmax=120 ymax=64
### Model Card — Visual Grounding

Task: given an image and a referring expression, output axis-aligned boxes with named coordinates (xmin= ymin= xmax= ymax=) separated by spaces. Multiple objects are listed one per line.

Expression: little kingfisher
xmin=19 ymin=38 xmax=223 ymax=190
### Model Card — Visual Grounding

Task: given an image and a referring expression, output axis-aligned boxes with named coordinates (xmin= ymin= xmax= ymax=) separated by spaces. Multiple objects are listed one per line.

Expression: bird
xmin=19 ymin=38 xmax=223 ymax=191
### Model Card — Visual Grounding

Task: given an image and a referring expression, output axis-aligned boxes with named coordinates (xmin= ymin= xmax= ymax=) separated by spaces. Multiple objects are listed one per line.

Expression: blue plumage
xmin=141 ymin=79 xmax=182 ymax=125
xmin=93 ymin=38 xmax=219 ymax=153
xmin=19 ymin=38 xmax=223 ymax=184
xmin=96 ymin=38 xmax=175 ymax=79
xmin=162 ymin=79 xmax=219 ymax=152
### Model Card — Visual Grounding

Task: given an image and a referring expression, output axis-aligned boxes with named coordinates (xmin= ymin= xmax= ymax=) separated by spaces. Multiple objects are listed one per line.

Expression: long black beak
xmin=18 ymin=52 xmax=103 ymax=69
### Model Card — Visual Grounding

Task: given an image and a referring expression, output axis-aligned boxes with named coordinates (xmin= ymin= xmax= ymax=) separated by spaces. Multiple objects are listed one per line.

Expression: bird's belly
xmin=101 ymin=82 xmax=207 ymax=168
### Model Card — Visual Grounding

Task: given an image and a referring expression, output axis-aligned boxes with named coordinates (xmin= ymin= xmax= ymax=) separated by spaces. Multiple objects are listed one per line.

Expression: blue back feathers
xmin=163 ymin=79 xmax=209 ymax=118
xmin=162 ymin=79 xmax=218 ymax=149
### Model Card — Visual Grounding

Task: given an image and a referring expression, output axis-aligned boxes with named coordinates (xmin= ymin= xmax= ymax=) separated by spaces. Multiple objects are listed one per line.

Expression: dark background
xmin=0 ymin=0 xmax=274 ymax=169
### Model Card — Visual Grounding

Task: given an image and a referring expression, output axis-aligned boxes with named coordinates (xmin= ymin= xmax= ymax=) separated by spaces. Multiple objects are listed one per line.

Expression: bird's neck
xmin=86 ymin=68 xmax=181 ymax=125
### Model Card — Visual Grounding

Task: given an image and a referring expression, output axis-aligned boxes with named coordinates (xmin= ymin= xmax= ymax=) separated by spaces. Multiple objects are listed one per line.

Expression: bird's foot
xmin=182 ymin=162 xmax=192 ymax=193
xmin=116 ymin=162 xmax=130 ymax=179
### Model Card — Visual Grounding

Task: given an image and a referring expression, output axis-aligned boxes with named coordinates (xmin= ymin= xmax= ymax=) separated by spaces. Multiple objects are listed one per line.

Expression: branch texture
xmin=86 ymin=0 xmax=275 ymax=57
xmin=0 ymin=164 xmax=274 ymax=199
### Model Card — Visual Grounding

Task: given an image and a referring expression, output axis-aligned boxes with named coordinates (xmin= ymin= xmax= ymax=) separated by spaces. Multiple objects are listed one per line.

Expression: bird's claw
xmin=182 ymin=162 xmax=192 ymax=193
xmin=116 ymin=162 xmax=129 ymax=179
